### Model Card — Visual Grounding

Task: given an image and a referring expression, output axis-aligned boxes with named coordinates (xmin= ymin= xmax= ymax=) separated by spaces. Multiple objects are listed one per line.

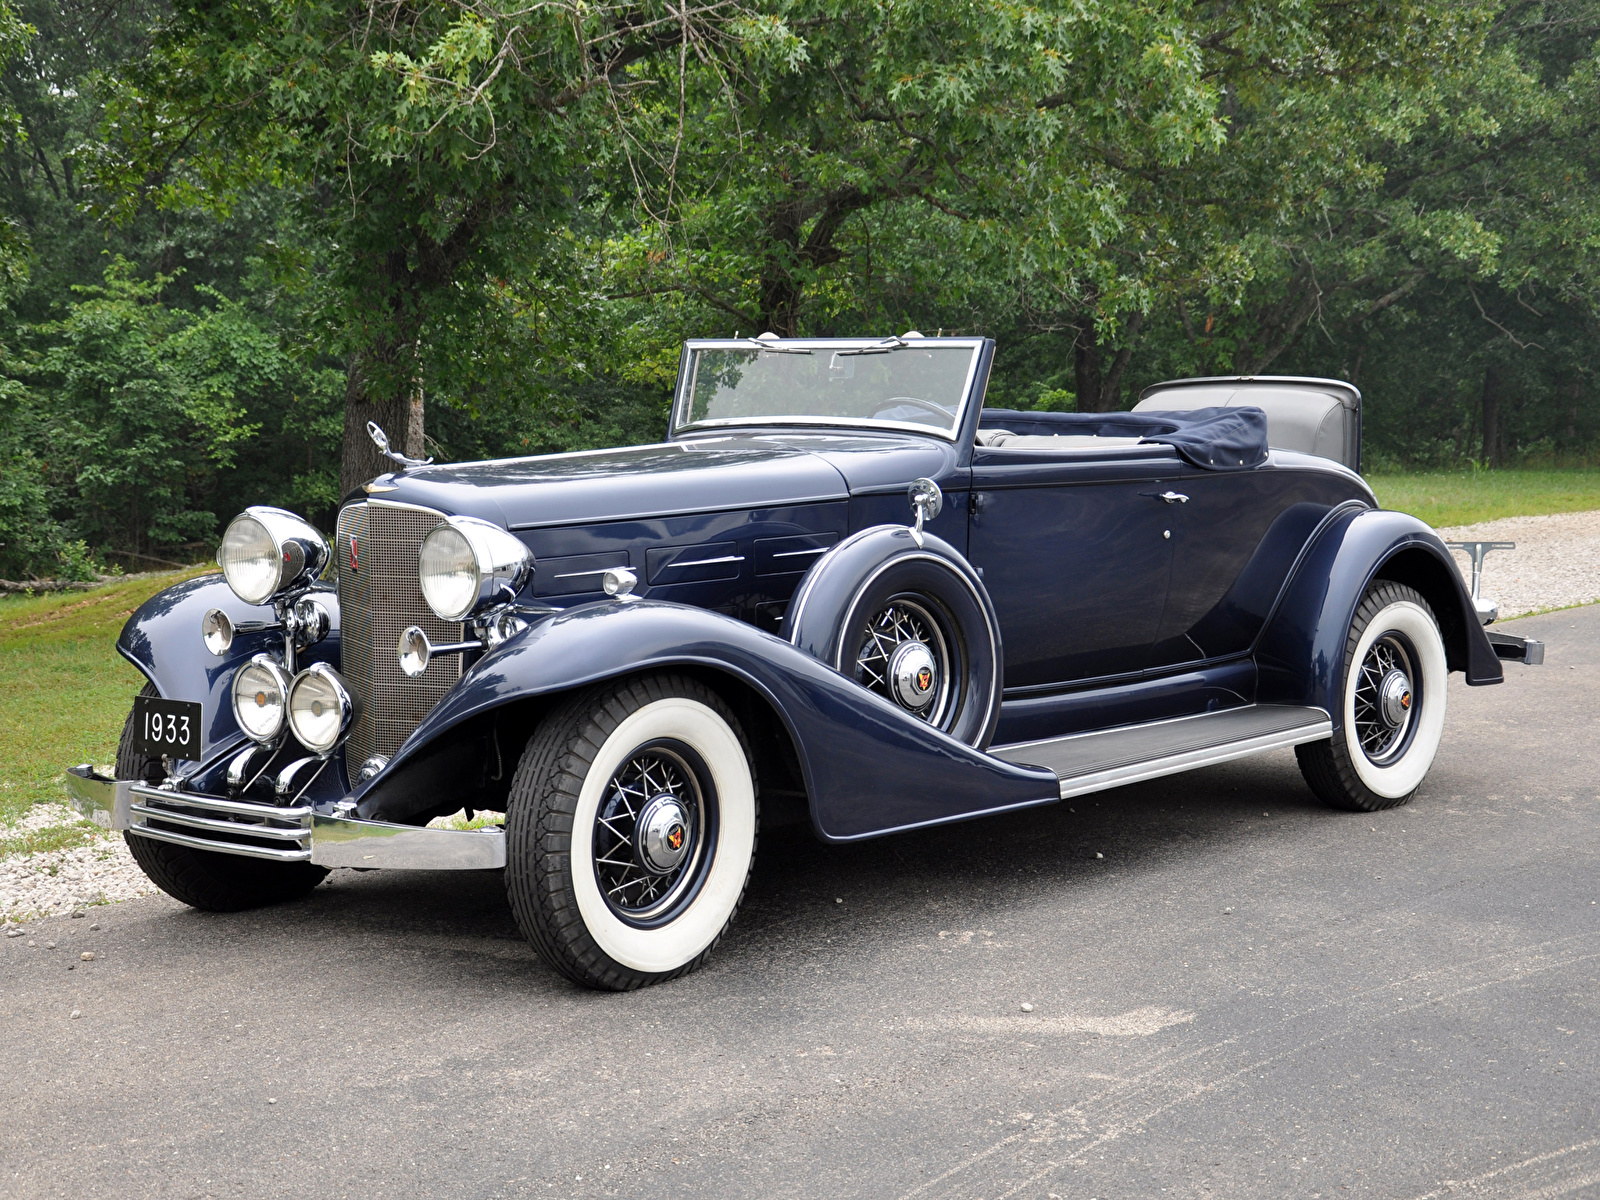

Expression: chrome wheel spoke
xmin=592 ymin=745 xmax=709 ymax=923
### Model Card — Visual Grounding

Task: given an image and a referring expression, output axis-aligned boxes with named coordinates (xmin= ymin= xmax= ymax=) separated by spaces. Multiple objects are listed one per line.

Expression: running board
xmin=989 ymin=704 xmax=1331 ymax=799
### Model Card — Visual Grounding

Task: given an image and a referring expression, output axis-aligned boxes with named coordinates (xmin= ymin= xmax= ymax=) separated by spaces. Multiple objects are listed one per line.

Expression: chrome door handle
xmin=1158 ymin=491 xmax=1189 ymax=504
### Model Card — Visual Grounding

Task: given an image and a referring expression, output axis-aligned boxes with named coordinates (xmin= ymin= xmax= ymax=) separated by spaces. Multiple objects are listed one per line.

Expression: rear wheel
xmin=505 ymin=673 xmax=758 ymax=990
xmin=1296 ymin=582 xmax=1448 ymax=812
xmin=117 ymin=683 xmax=329 ymax=911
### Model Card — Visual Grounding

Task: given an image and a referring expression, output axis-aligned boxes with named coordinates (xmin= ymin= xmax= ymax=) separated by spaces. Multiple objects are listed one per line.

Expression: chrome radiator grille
xmin=336 ymin=501 xmax=463 ymax=772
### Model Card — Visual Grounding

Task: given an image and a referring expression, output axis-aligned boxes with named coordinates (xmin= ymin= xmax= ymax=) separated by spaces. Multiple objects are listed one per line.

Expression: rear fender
xmin=355 ymin=599 xmax=1056 ymax=841
xmin=115 ymin=574 xmax=342 ymax=764
xmin=1255 ymin=508 xmax=1501 ymax=732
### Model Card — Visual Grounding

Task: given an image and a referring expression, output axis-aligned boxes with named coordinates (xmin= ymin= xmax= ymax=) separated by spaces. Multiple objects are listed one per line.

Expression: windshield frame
xmin=670 ymin=337 xmax=987 ymax=442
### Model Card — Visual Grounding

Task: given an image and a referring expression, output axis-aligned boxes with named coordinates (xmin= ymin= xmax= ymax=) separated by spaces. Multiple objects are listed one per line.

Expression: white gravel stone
xmin=1436 ymin=510 xmax=1600 ymax=618
xmin=1 ymin=803 xmax=154 ymax=926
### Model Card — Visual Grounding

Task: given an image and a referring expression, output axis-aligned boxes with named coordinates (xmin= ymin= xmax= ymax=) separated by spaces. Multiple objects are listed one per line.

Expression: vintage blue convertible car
xmin=66 ymin=334 xmax=1542 ymax=989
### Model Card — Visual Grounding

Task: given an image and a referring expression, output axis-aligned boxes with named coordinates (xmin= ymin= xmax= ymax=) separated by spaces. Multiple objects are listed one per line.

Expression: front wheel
xmin=1296 ymin=581 xmax=1449 ymax=812
xmin=505 ymin=673 xmax=758 ymax=990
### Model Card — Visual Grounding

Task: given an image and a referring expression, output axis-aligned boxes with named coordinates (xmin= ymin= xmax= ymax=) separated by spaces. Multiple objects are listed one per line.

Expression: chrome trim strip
xmin=1048 ymin=720 xmax=1331 ymax=800
xmin=773 ymin=547 xmax=829 ymax=558
xmin=129 ymin=802 xmax=311 ymax=842
xmin=310 ymin=814 xmax=506 ymax=870
xmin=126 ymin=821 xmax=313 ymax=863
xmin=128 ymin=783 xmax=312 ymax=821
xmin=664 ymin=554 xmax=745 ymax=568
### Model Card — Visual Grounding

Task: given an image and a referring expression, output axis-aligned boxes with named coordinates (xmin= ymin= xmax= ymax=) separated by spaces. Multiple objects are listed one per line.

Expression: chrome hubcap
xmin=592 ymin=745 xmax=708 ymax=922
xmin=636 ymin=794 xmax=691 ymax=874
xmin=1354 ymin=634 xmax=1418 ymax=764
xmin=889 ymin=641 xmax=939 ymax=710
xmin=855 ymin=596 xmax=953 ymax=727
xmin=1378 ymin=669 xmax=1412 ymax=728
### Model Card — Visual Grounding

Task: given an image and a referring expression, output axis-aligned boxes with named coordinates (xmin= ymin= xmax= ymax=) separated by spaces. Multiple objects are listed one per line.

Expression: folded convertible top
xmin=978 ymin=407 xmax=1269 ymax=471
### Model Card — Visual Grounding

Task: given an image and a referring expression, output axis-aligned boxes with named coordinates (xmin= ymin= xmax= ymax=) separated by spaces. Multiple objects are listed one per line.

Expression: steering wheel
xmin=872 ymin=396 xmax=952 ymax=422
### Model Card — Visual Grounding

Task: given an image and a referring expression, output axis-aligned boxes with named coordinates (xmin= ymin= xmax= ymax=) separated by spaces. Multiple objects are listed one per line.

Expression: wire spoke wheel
xmin=1351 ymin=632 xmax=1418 ymax=765
xmin=852 ymin=594 xmax=953 ymax=727
xmin=591 ymin=741 xmax=712 ymax=925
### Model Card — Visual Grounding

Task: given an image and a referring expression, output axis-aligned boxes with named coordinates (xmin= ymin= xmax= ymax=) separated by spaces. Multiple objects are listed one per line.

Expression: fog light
xmin=231 ymin=654 xmax=290 ymax=743
xmin=286 ymin=663 xmax=354 ymax=755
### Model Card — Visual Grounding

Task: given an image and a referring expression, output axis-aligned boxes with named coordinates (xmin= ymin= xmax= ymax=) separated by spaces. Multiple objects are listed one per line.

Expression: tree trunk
xmin=1074 ymin=326 xmax=1106 ymax=412
xmin=339 ymin=248 xmax=429 ymax=496
xmin=1074 ymin=314 xmax=1144 ymax=412
xmin=1480 ymin=363 xmax=1502 ymax=468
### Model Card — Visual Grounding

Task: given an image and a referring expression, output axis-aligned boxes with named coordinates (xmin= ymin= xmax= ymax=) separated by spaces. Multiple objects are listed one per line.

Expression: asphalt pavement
xmin=3 ymin=604 xmax=1597 ymax=1200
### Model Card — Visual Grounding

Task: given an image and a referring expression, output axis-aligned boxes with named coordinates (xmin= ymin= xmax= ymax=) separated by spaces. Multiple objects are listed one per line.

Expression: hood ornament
xmin=366 ymin=421 xmax=433 ymax=469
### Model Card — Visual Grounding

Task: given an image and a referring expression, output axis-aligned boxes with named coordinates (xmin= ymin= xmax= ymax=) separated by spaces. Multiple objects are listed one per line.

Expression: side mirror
xmin=907 ymin=478 xmax=943 ymax=546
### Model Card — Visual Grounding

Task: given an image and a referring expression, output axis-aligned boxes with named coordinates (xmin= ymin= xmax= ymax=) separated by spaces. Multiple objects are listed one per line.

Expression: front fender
xmin=1255 ymin=509 xmax=1502 ymax=731
xmin=116 ymin=574 xmax=341 ymax=763
xmin=355 ymin=599 xmax=1056 ymax=841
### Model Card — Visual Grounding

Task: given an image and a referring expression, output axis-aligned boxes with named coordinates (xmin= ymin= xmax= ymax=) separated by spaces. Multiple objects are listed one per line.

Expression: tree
xmin=92 ymin=0 xmax=759 ymax=491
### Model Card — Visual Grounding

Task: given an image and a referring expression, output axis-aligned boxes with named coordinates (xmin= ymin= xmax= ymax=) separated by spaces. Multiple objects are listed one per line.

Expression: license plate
xmin=134 ymin=695 xmax=202 ymax=761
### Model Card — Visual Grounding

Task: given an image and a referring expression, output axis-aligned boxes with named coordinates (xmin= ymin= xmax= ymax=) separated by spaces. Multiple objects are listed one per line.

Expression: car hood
xmin=363 ymin=440 xmax=853 ymax=529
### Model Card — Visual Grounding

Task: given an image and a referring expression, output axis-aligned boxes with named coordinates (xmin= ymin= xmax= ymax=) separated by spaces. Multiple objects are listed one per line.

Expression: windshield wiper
xmin=835 ymin=336 xmax=909 ymax=358
xmin=745 ymin=336 xmax=812 ymax=355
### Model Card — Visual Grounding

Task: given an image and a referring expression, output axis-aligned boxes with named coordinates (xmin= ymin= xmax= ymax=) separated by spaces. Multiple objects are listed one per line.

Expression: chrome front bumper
xmin=63 ymin=766 xmax=506 ymax=871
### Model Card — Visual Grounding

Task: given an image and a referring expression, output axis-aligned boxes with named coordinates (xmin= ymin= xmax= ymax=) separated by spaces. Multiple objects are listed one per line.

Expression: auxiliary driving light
xmin=286 ymin=663 xmax=355 ymax=755
xmin=231 ymin=654 xmax=291 ymax=743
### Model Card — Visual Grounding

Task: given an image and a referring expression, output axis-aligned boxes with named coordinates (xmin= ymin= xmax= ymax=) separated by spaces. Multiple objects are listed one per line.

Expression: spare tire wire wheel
xmin=853 ymin=595 xmax=954 ymax=727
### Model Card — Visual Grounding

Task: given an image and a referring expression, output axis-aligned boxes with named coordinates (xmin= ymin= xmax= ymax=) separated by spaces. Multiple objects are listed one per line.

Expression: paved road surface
xmin=4 ymin=605 xmax=1596 ymax=1199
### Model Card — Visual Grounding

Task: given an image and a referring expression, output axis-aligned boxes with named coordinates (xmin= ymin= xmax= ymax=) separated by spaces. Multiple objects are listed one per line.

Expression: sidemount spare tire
xmin=786 ymin=525 xmax=1003 ymax=750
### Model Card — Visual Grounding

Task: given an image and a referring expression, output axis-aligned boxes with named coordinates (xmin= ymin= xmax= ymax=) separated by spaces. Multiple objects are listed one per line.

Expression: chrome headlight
xmin=218 ymin=507 xmax=329 ymax=606
xmin=418 ymin=517 xmax=533 ymax=622
xmin=286 ymin=663 xmax=354 ymax=755
xmin=231 ymin=654 xmax=290 ymax=743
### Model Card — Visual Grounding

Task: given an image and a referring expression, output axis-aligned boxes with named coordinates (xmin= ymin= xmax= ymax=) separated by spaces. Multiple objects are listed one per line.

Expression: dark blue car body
xmin=115 ymin=338 xmax=1504 ymax=844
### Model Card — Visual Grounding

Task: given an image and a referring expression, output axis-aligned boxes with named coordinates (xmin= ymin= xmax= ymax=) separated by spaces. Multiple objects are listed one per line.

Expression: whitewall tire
xmin=1297 ymin=581 xmax=1449 ymax=812
xmin=506 ymin=673 xmax=758 ymax=990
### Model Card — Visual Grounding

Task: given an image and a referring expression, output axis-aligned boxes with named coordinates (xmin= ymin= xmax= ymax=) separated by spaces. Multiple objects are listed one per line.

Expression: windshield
xmin=675 ymin=339 xmax=982 ymax=438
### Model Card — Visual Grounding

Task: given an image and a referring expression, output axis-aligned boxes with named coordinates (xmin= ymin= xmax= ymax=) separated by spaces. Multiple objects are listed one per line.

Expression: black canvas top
xmin=978 ymin=407 xmax=1270 ymax=471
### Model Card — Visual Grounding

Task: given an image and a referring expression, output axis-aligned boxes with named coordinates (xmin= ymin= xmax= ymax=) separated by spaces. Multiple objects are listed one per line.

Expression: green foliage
xmin=0 ymin=0 xmax=1599 ymax=581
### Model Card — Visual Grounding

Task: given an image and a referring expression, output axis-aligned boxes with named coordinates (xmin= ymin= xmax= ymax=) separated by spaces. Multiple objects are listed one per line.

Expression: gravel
xmin=0 ymin=802 xmax=155 ymax=928
xmin=1437 ymin=510 xmax=1600 ymax=617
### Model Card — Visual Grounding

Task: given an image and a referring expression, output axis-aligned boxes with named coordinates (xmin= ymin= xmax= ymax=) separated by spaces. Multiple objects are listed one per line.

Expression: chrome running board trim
xmin=990 ymin=704 xmax=1331 ymax=800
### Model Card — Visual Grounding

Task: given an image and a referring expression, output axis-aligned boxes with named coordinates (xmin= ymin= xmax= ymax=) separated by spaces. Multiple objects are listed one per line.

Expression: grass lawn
xmin=0 ymin=568 xmax=212 ymax=856
xmin=1370 ymin=468 xmax=1600 ymax=528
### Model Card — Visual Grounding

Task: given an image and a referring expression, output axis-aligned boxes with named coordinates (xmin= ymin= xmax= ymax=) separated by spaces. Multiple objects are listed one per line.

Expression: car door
xmin=967 ymin=446 xmax=1182 ymax=688
xmin=1148 ymin=465 xmax=1367 ymax=668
